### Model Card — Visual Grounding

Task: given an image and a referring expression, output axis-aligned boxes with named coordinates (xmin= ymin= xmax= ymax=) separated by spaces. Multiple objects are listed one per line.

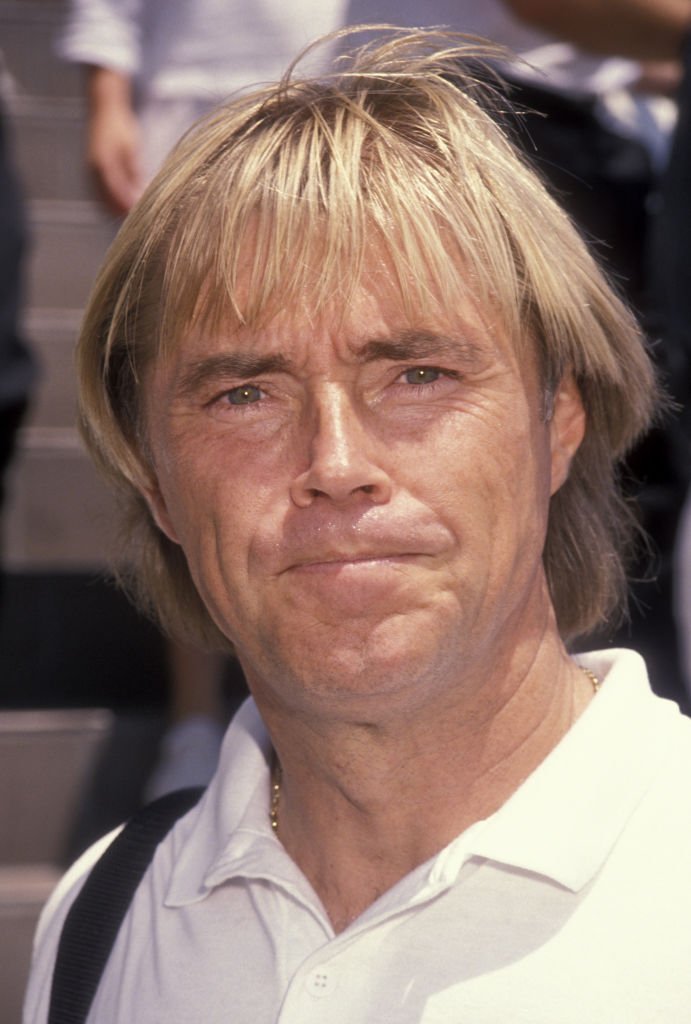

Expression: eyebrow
xmin=175 ymin=352 xmax=292 ymax=398
xmin=355 ymin=330 xmax=489 ymax=367
xmin=175 ymin=329 xmax=490 ymax=398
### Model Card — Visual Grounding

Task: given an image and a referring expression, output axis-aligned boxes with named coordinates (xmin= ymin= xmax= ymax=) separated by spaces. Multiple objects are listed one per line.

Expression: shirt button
xmin=305 ymin=967 xmax=337 ymax=997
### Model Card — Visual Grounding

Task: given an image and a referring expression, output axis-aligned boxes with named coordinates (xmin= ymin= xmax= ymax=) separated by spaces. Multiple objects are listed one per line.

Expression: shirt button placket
xmin=278 ymin=960 xmax=344 ymax=1022
xmin=305 ymin=966 xmax=337 ymax=998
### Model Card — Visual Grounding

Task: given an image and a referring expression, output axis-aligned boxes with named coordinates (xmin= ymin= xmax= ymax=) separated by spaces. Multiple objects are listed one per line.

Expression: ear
xmin=548 ymin=374 xmax=586 ymax=496
xmin=139 ymin=477 xmax=182 ymax=545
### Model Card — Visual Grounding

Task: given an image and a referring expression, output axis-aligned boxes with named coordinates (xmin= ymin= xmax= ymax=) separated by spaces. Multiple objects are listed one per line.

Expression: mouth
xmin=284 ymin=552 xmax=426 ymax=574
xmin=275 ymin=513 xmax=451 ymax=578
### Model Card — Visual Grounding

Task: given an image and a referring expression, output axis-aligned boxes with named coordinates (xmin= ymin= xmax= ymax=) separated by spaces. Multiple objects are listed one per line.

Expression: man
xmin=57 ymin=0 xmax=691 ymax=801
xmin=25 ymin=29 xmax=691 ymax=1022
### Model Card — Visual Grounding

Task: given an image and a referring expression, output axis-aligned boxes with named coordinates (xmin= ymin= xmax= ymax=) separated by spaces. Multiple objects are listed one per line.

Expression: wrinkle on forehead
xmin=160 ymin=214 xmax=525 ymax=365
xmin=181 ymin=272 xmax=506 ymax=355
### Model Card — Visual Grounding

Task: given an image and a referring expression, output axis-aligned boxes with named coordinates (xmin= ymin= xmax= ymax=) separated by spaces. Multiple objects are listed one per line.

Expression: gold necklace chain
xmin=270 ymin=761 xmax=282 ymax=833
xmin=580 ymin=665 xmax=601 ymax=693
xmin=268 ymin=666 xmax=601 ymax=833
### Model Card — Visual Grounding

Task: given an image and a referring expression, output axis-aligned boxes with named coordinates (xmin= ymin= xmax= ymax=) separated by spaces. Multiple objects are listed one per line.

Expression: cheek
xmin=429 ymin=405 xmax=551 ymax=550
xmin=158 ymin=447 xmax=285 ymax=598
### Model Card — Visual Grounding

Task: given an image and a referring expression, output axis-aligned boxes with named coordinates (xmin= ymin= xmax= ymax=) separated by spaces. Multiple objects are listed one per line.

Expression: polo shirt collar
xmin=166 ymin=649 xmax=682 ymax=907
xmin=455 ymin=649 xmax=683 ymax=891
xmin=165 ymin=699 xmax=310 ymax=908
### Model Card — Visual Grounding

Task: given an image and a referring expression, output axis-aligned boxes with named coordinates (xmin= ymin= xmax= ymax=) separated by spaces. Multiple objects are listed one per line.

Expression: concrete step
xmin=0 ymin=0 xmax=80 ymax=100
xmin=0 ymin=706 xmax=169 ymax=1024
xmin=0 ymin=705 xmax=141 ymax=1024
xmin=23 ymin=308 xmax=82 ymax=430
xmin=0 ymin=707 xmax=114 ymax=863
xmin=26 ymin=199 xmax=116 ymax=311
xmin=10 ymin=94 xmax=91 ymax=202
xmin=0 ymin=864 xmax=62 ymax=1024
xmin=3 ymin=428 xmax=118 ymax=570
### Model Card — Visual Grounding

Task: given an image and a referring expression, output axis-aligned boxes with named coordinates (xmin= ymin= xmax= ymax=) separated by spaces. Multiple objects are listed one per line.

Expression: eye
xmin=225 ymin=384 xmax=264 ymax=406
xmin=401 ymin=366 xmax=443 ymax=386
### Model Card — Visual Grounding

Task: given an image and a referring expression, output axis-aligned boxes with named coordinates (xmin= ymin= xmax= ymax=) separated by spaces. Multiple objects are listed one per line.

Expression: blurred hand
xmin=86 ymin=66 xmax=144 ymax=216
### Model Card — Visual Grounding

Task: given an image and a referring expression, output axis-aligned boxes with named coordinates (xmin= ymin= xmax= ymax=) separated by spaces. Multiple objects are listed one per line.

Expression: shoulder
xmin=23 ymin=783 xmax=208 ymax=1023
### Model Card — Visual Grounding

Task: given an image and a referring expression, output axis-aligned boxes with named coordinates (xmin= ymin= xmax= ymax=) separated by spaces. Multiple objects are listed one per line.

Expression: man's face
xmin=142 ymin=271 xmax=584 ymax=718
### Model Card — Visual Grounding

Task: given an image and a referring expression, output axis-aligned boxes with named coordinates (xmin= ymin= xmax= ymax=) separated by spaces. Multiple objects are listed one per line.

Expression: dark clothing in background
xmin=0 ymin=99 xmax=36 ymax=624
xmin=648 ymin=37 xmax=691 ymax=445
xmin=504 ymin=77 xmax=688 ymax=706
xmin=0 ymin=101 xmax=34 ymax=505
xmin=506 ymin=79 xmax=653 ymax=312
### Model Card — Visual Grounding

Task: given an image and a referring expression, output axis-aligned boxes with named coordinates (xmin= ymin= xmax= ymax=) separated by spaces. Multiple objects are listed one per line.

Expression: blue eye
xmin=404 ymin=367 xmax=442 ymax=385
xmin=227 ymin=384 xmax=263 ymax=405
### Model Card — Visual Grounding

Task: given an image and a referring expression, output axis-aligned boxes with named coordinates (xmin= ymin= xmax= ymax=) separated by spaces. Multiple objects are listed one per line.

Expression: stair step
xmin=3 ymin=434 xmax=118 ymax=570
xmin=26 ymin=199 xmax=117 ymax=311
xmin=0 ymin=703 xmax=113 ymax=1024
xmin=0 ymin=708 xmax=114 ymax=863
xmin=23 ymin=309 xmax=82 ymax=430
xmin=0 ymin=865 xmax=61 ymax=1024
xmin=9 ymin=95 xmax=91 ymax=202
xmin=0 ymin=0 xmax=80 ymax=99
xmin=0 ymin=863 xmax=60 ymax=905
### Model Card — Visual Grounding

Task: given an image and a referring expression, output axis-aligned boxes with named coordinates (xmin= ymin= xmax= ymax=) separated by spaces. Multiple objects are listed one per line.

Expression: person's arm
xmin=56 ymin=0 xmax=143 ymax=214
xmin=506 ymin=0 xmax=691 ymax=60
xmin=85 ymin=64 xmax=143 ymax=216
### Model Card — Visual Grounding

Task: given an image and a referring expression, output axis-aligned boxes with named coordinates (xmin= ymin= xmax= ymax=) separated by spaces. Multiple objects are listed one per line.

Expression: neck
xmin=252 ymin=636 xmax=596 ymax=933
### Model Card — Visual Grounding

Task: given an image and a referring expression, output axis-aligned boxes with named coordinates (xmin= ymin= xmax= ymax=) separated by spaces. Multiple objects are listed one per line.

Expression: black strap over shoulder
xmin=48 ymin=786 xmax=205 ymax=1024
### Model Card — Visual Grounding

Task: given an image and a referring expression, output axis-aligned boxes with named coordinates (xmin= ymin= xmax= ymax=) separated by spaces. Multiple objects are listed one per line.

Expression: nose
xmin=290 ymin=387 xmax=393 ymax=509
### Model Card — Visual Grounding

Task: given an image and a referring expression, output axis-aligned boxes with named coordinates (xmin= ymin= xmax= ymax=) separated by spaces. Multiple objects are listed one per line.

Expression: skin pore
xmin=141 ymin=271 xmax=588 ymax=933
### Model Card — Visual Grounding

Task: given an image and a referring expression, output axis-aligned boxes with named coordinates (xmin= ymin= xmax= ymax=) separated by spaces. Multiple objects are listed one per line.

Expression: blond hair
xmin=77 ymin=28 xmax=658 ymax=649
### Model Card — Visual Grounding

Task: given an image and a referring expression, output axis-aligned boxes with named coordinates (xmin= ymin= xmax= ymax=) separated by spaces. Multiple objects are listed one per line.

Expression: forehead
xmin=167 ymin=270 xmax=514 ymax=378
xmin=151 ymin=197 xmax=530 ymax=366
xmin=161 ymin=236 xmax=525 ymax=371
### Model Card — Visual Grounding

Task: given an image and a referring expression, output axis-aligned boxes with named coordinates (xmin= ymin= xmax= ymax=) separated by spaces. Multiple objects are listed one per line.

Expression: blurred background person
xmin=647 ymin=28 xmax=691 ymax=697
xmin=57 ymin=0 xmax=348 ymax=215
xmin=0 ymin=50 xmax=36 ymax=616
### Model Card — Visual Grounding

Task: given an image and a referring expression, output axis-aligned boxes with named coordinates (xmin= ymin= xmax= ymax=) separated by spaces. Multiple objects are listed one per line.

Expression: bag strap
xmin=48 ymin=786 xmax=205 ymax=1024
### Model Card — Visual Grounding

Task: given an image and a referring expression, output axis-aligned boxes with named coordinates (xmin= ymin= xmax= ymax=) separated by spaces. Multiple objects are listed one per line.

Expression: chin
xmin=272 ymin=632 xmax=453 ymax=710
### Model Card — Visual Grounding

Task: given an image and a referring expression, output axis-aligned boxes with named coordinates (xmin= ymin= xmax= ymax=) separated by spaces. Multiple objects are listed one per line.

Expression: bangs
xmin=144 ymin=69 xmax=530 ymax=357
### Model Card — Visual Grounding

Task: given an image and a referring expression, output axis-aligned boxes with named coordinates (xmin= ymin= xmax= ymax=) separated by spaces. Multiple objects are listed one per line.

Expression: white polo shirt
xmin=24 ymin=650 xmax=691 ymax=1023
